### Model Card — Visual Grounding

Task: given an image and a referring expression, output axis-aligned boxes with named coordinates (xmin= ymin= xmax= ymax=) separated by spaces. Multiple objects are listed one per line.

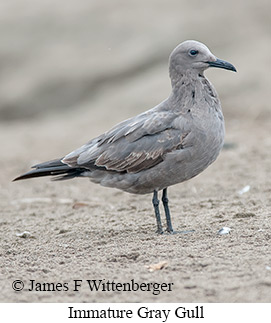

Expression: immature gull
xmin=14 ymin=40 xmax=236 ymax=234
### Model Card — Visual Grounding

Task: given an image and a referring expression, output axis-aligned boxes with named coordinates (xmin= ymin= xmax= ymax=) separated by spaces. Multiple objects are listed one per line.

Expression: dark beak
xmin=208 ymin=58 xmax=237 ymax=72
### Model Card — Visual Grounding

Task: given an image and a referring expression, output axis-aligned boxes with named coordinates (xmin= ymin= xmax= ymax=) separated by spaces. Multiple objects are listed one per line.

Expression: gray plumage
xmin=14 ymin=40 xmax=236 ymax=234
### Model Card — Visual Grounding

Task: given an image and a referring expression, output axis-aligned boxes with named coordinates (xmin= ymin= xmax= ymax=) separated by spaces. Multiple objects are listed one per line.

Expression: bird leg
xmin=153 ymin=189 xmax=193 ymax=235
xmin=152 ymin=190 xmax=163 ymax=234
xmin=162 ymin=188 xmax=174 ymax=233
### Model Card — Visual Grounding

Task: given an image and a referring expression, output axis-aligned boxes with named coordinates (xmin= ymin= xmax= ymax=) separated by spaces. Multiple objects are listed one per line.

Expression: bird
xmin=13 ymin=40 xmax=236 ymax=234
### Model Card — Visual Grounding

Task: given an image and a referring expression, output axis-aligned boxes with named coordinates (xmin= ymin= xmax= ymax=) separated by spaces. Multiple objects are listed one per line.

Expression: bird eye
xmin=189 ymin=49 xmax=199 ymax=56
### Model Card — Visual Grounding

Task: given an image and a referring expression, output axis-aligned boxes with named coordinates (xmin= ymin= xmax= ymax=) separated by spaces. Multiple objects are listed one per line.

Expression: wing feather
xmin=62 ymin=104 xmax=191 ymax=173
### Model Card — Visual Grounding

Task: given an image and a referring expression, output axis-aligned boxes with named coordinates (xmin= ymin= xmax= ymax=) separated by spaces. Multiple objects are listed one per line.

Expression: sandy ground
xmin=1 ymin=0 xmax=271 ymax=303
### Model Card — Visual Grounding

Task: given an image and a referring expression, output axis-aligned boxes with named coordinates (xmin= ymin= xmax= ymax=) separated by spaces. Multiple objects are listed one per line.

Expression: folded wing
xmin=63 ymin=109 xmax=190 ymax=174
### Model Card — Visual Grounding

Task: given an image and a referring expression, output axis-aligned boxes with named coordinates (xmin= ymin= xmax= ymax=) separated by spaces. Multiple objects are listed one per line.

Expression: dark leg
xmin=162 ymin=188 xmax=174 ymax=233
xmin=152 ymin=190 xmax=163 ymax=234
xmin=162 ymin=188 xmax=195 ymax=235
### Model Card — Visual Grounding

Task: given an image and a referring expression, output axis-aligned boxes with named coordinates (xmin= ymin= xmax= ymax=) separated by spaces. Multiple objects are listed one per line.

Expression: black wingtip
xmin=12 ymin=170 xmax=48 ymax=182
xmin=13 ymin=164 xmax=87 ymax=182
xmin=13 ymin=173 xmax=32 ymax=182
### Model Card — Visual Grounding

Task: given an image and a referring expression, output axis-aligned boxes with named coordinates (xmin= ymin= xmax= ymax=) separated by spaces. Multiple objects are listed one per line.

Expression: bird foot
xmin=157 ymin=229 xmax=195 ymax=235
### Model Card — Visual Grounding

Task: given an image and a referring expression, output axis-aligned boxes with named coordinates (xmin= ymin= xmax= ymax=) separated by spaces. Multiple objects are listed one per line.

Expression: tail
xmin=13 ymin=158 xmax=87 ymax=182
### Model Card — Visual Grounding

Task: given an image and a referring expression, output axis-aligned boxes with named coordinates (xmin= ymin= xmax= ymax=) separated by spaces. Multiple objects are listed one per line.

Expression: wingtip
xmin=12 ymin=174 xmax=26 ymax=182
xmin=12 ymin=170 xmax=40 ymax=182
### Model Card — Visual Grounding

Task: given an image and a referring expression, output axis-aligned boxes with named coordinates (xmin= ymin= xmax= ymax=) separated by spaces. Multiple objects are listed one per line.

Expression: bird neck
xmin=170 ymin=68 xmax=204 ymax=89
xmin=168 ymin=70 xmax=220 ymax=111
xmin=169 ymin=69 xmax=204 ymax=101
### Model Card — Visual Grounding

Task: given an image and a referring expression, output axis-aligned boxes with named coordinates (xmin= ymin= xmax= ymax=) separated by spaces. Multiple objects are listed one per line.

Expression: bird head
xmin=169 ymin=40 xmax=236 ymax=80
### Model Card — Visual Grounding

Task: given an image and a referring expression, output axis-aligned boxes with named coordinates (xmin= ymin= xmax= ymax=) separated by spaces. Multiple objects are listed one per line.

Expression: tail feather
xmin=13 ymin=158 xmax=86 ymax=182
